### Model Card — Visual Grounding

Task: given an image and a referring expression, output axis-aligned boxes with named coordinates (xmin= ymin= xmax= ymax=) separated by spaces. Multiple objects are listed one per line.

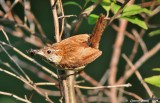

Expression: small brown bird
xmin=29 ymin=14 xmax=107 ymax=71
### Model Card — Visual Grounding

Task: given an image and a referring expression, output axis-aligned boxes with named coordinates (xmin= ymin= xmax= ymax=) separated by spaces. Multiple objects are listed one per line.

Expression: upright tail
xmin=88 ymin=14 xmax=107 ymax=49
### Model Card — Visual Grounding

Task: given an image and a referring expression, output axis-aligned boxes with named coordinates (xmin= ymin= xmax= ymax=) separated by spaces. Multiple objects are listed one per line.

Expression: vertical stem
xmin=50 ymin=1 xmax=76 ymax=102
xmin=108 ymin=19 xmax=127 ymax=103
xmin=50 ymin=0 xmax=60 ymax=42
xmin=62 ymin=79 xmax=69 ymax=103
xmin=58 ymin=0 xmax=65 ymax=38
xmin=108 ymin=1 xmax=134 ymax=102
xmin=60 ymin=70 xmax=76 ymax=103
xmin=66 ymin=70 xmax=76 ymax=103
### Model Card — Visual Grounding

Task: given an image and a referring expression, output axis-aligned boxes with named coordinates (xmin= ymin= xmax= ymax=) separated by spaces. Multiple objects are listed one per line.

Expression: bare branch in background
xmin=122 ymin=54 xmax=153 ymax=97
xmin=50 ymin=0 xmax=60 ymax=42
xmin=74 ymin=83 xmax=131 ymax=89
xmin=0 ymin=41 xmax=58 ymax=78
xmin=111 ymin=24 xmax=135 ymax=41
xmin=132 ymin=29 xmax=148 ymax=53
xmin=120 ymin=89 xmax=142 ymax=100
xmin=0 ymin=0 xmax=159 ymax=102
xmin=118 ymin=43 xmax=160 ymax=84
xmin=108 ymin=1 xmax=134 ymax=102
xmin=0 ymin=91 xmax=31 ymax=103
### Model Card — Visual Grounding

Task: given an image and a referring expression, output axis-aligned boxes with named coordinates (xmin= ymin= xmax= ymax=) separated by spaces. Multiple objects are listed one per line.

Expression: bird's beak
xmin=27 ymin=49 xmax=44 ymax=56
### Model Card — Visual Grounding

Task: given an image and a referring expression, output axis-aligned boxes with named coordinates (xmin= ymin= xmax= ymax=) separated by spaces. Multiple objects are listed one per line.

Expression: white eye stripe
xmin=52 ymin=50 xmax=61 ymax=52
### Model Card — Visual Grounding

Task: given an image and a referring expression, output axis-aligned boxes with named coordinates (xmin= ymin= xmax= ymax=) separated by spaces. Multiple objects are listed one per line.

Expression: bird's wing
xmin=60 ymin=46 xmax=102 ymax=69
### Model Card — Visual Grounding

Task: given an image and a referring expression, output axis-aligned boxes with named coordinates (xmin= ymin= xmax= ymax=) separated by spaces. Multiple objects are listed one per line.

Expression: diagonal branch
xmin=0 ymin=41 xmax=58 ymax=78
xmin=122 ymin=54 xmax=153 ymax=97
xmin=117 ymin=43 xmax=160 ymax=84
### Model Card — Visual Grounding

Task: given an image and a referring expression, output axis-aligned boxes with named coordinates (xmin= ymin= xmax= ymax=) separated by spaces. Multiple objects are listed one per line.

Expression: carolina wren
xmin=29 ymin=14 xmax=107 ymax=71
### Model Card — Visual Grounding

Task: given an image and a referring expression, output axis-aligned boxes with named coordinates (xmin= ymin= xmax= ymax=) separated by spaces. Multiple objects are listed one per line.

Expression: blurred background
xmin=0 ymin=0 xmax=160 ymax=103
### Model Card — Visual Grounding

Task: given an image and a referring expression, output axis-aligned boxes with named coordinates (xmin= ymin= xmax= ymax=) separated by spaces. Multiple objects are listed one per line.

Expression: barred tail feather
xmin=88 ymin=14 xmax=107 ymax=49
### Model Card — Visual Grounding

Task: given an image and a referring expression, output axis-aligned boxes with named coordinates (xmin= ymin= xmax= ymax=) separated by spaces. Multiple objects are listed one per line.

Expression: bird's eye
xmin=47 ymin=50 xmax=51 ymax=54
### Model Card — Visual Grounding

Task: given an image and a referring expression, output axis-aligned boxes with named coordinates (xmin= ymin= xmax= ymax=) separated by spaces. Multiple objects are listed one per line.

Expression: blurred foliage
xmin=145 ymin=68 xmax=160 ymax=87
xmin=149 ymin=30 xmax=160 ymax=37
xmin=0 ymin=0 xmax=160 ymax=103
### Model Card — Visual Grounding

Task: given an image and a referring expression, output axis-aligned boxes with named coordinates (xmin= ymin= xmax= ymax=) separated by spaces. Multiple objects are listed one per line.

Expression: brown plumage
xmin=29 ymin=14 xmax=107 ymax=71
xmin=88 ymin=14 xmax=107 ymax=49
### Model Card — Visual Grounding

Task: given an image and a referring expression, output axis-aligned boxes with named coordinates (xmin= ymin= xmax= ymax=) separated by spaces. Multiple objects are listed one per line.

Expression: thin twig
xmin=58 ymin=0 xmax=65 ymax=38
xmin=87 ymin=96 xmax=110 ymax=102
xmin=0 ymin=44 xmax=32 ymax=83
xmin=0 ymin=67 xmax=57 ymax=102
xmin=74 ymin=83 xmax=132 ymax=89
xmin=99 ymin=69 xmax=109 ymax=85
xmin=1 ymin=24 xmax=44 ymax=47
xmin=45 ymin=92 xmax=54 ymax=103
xmin=132 ymin=29 xmax=148 ymax=53
xmin=0 ymin=41 xmax=58 ymax=78
xmin=91 ymin=69 xmax=109 ymax=95
xmin=0 ymin=0 xmax=9 ymax=12
xmin=24 ymin=0 xmax=35 ymax=32
xmin=140 ymin=0 xmax=159 ymax=8
xmin=0 ymin=28 xmax=11 ymax=44
xmin=107 ymin=0 xmax=132 ymax=25
xmin=52 ymin=0 xmax=58 ymax=8
xmin=13 ymin=56 xmax=58 ymax=84
xmin=3 ymin=0 xmax=19 ymax=18
xmin=118 ymin=43 xmax=160 ymax=84
xmin=80 ymin=72 xmax=110 ymax=96
xmin=0 ymin=91 xmax=31 ymax=103
xmin=75 ymin=88 xmax=86 ymax=103
xmin=73 ymin=0 xmax=102 ymax=33
xmin=82 ymin=0 xmax=102 ymax=16
xmin=122 ymin=54 xmax=153 ymax=97
xmin=58 ymin=15 xmax=77 ymax=19
xmin=35 ymin=82 xmax=56 ymax=86
xmin=24 ymin=85 xmax=60 ymax=96
xmin=24 ymin=0 xmax=47 ymax=40
xmin=151 ymin=6 xmax=160 ymax=16
xmin=120 ymin=89 xmax=142 ymax=100
xmin=0 ymin=60 xmax=20 ymax=77
xmin=124 ymin=30 xmax=145 ymax=73
xmin=111 ymin=24 xmax=135 ymax=41
xmin=50 ymin=0 xmax=60 ymax=42
xmin=0 ymin=68 xmax=44 ymax=96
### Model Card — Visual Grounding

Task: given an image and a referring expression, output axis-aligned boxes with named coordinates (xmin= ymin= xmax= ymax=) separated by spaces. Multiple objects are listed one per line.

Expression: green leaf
xmin=88 ymin=14 xmax=99 ymax=25
xmin=145 ymin=75 xmax=160 ymax=87
xmin=152 ymin=68 xmax=160 ymax=72
xmin=84 ymin=0 xmax=90 ymax=8
xmin=122 ymin=5 xmax=152 ymax=17
xmin=63 ymin=1 xmax=82 ymax=10
xmin=90 ymin=0 xmax=99 ymax=3
xmin=90 ymin=0 xmax=111 ymax=14
xmin=111 ymin=3 xmax=121 ymax=14
xmin=120 ymin=16 xmax=148 ymax=30
xmin=100 ymin=0 xmax=111 ymax=12
xmin=112 ymin=0 xmax=116 ymax=3
xmin=149 ymin=30 xmax=160 ymax=37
